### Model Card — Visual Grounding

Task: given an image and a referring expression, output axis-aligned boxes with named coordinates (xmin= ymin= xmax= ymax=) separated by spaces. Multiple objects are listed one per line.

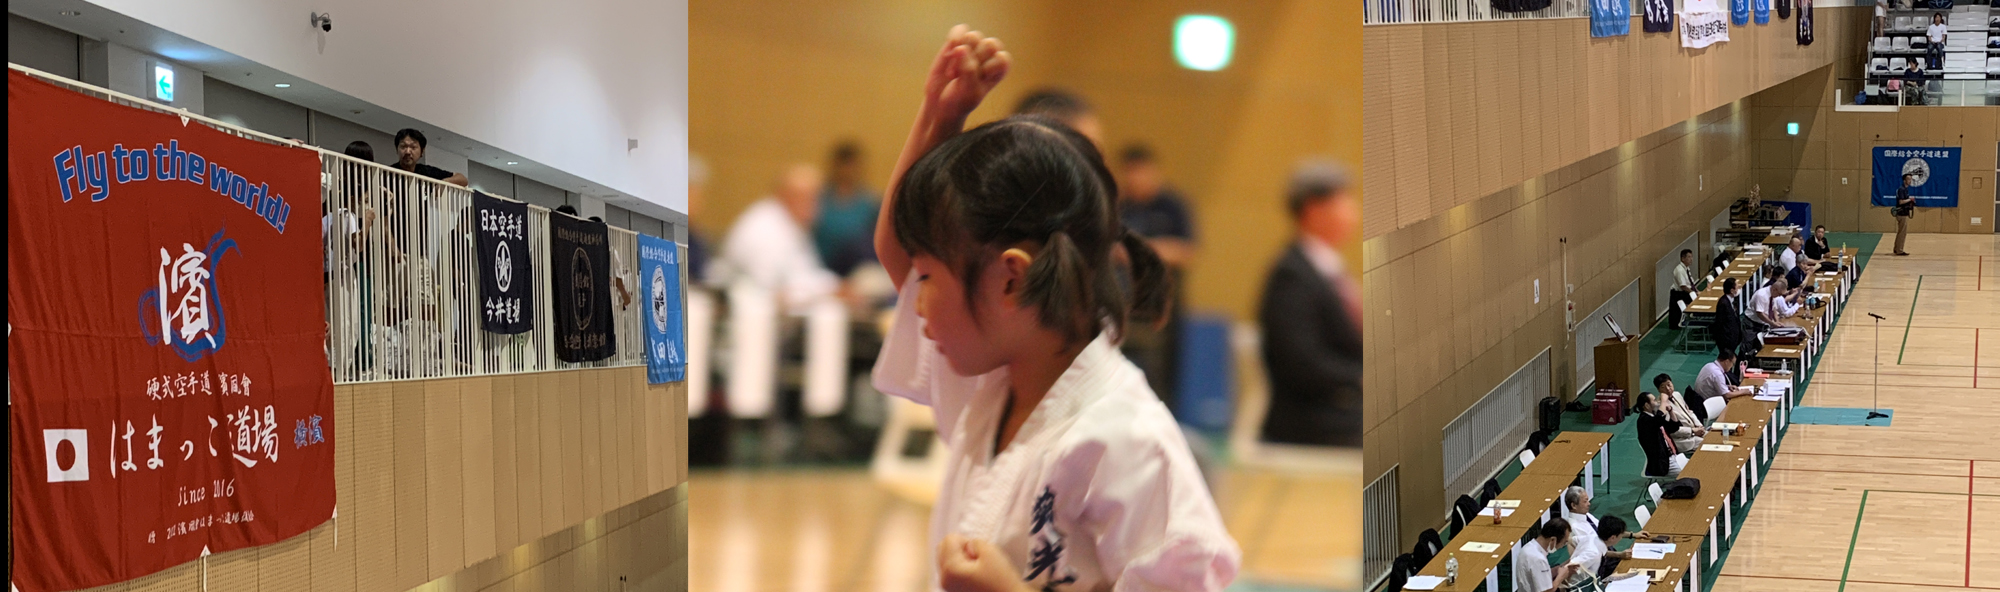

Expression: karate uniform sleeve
xmin=869 ymin=269 xmax=978 ymax=443
xmin=1070 ymin=419 xmax=1241 ymax=592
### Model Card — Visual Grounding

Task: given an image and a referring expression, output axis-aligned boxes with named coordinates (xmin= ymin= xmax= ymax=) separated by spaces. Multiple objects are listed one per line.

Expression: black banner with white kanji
xmin=549 ymin=212 xmax=615 ymax=362
xmin=474 ymin=191 xmax=533 ymax=334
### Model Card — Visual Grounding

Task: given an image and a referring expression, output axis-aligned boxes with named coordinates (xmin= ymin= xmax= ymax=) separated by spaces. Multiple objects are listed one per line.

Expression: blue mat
xmin=1791 ymin=407 xmax=1894 ymax=426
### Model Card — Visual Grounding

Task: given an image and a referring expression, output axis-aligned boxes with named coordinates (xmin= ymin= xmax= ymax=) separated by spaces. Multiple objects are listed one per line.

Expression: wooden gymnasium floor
xmin=687 ymin=459 xmax=1362 ymax=592
xmin=1713 ymin=234 xmax=2000 ymax=592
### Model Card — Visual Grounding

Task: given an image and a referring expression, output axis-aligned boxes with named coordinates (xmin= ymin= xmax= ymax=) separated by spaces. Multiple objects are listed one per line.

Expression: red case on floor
xmin=1592 ymin=390 xmax=1625 ymax=425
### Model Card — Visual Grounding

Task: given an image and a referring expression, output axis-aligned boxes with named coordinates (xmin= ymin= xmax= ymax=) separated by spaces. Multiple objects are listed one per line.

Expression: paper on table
xmin=1460 ymin=541 xmax=1500 ymax=553
xmin=1701 ymin=444 xmax=1735 ymax=452
xmin=1606 ymin=576 xmax=1652 ymax=592
xmin=1478 ymin=507 xmax=1516 ymax=517
xmin=1710 ymin=422 xmax=1741 ymax=431
xmin=1754 ymin=393 xmax=1785 ymax=402
xmin=1403 ymin=575 xmax=1445 ymax=590
xmin=1631 ymin=542 xmax=1676 ymax=559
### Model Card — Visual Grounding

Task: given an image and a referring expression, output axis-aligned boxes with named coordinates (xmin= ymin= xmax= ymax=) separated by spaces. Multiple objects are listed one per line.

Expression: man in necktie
xmin=1256 ymin=159 xmax=1363 ymax=448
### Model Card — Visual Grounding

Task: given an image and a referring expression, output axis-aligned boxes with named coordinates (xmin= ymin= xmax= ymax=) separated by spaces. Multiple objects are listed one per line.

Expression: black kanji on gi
xmin=1026 ymin=537 xmax=1066 ymax=581
xmin=1031 ymin=486 xmax=1056 ymax=534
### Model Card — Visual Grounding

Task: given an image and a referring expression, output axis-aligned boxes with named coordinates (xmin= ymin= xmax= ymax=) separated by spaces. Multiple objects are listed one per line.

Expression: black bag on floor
xmin=1539 ymin=396 xmax=1562 ymax=433
xmin=1661 ymin=477 xmax=1702 ymax=499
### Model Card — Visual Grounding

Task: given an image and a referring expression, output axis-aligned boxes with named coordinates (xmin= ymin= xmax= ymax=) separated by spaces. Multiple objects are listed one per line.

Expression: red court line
xmin=1784 ymin=451 xmax=1997 ymax=463
xmin=1720 ymin=573 xmax=2000 ymax=590
xmin=1969 ymin=460 xmax=1976 ymax=588
xmin=1976 ymin=330 xmax=1982 ymax=390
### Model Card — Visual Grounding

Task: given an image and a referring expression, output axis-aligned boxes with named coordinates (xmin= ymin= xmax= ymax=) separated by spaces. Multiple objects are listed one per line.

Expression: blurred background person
xmin=687 ymin=154 xmax=712 ymax=283
xmin=1258 ymin=159 xmax=1362 ymax=448
xmin=1015 ymin=87 xmax=1104 ymax=146
xmin=813 ymin=140 xmax=881 ymax=278
xmin=711 ymin=164 xmax=839 ymax=306
xmin=1117 ymin=142 xmax=1199 ymax=409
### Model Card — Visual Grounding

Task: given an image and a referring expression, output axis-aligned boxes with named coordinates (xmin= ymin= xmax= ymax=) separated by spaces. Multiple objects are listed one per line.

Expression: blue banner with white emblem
xmin=1872 ymin=146 xmax=1961 ymax=208
xmin=638 ymin=233 xmax=686 ymax=384
xmin=1591 ymin=0 xmax=1632 ymax=37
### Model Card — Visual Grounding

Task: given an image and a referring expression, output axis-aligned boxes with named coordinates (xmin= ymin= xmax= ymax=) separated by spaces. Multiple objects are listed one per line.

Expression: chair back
xmin=1635 ymin=504 xmax=1652 ymax=528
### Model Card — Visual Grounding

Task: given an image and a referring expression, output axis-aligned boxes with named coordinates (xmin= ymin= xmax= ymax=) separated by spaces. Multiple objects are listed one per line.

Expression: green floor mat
xmin=1790 ymin=406 xmax=1893 ymax=426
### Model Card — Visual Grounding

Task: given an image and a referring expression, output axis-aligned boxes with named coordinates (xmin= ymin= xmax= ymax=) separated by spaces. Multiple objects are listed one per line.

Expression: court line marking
xmin=1765 ymin=466 xmax=1970 ymax=479
xmin=1969 ymin=460 xmax=1976 ymax=588
xmin=1839 ymin=489 xmax=1868 ymax=592
xmin=1722 ymin=573 xmax=2000 ymax=590
xmin=1976 ymin=330 xmax=1982 ymax=390
xmin=1837 ymin=487 xmax=2000 ymax=592
xmin=1899 ymin=275 xmax=1923 ymax=365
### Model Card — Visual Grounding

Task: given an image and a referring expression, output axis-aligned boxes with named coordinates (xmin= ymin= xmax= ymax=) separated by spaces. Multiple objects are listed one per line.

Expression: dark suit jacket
xmin=1711 ymin=293 xmax=1743 ymax=355
xmin=1635 ymin=410 xmax=1686 ymax=477
xmin=1258 ymin=243 xmax=1363 ymax=447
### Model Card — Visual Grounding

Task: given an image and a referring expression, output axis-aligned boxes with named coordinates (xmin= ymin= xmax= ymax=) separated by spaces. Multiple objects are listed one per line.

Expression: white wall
xmin=80 ymin=0 xmax=689 ymax=214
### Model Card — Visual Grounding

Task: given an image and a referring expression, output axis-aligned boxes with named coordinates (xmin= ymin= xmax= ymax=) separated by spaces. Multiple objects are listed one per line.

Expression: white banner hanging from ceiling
xmin=1681 ymin=0 xmax=1731 ymax=48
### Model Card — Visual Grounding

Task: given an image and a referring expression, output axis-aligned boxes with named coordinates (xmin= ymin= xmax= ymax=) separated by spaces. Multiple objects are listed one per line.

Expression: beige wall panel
xmin=491 ymin=375 xmax=521 ymax=554
xmin=392 ymin=380 xmax=430 ymax=589
xmin=580 ymin=371 xmax=605 ymax=522
xmin=426 ymin=379 xmax=467 ymax=578
xmin=461 ymin=377 xmax=500 ymax=566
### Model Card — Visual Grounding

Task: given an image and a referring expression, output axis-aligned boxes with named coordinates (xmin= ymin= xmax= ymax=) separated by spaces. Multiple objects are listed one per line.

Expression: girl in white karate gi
xmin=869 ymin=25 xmax=1240 ymax=592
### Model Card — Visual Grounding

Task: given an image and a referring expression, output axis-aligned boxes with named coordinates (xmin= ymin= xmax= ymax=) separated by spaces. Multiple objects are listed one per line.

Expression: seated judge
xmin=1803 ymin=225 xmax=1832 ymax=264
xmin=1634 ymin=391 xmax=1691 ymax=478
xmin=1257 ymin=159 xmax=1363 ymax=447
xmin=713 ymin=164 xmax=842 ymax=309
xmin=1654 ymin=373 xmax=1707 ymax=450
xmin=1696 ymin=349 xmax=1756 ymax=404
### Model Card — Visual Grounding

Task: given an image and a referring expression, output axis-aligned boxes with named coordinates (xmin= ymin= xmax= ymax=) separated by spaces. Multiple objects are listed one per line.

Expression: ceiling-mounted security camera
xmin=311 ymin=12 xmax=332 ymax=32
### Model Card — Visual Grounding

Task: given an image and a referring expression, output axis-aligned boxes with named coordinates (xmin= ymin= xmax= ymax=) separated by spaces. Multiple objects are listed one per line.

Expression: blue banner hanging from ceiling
xmin=1732 ymin=0 xmax=1750 ymax=25
xmin=1872 ymin=146 xmax=1961 ymax=208
xmin=1592 ymin=0 xmax=1632 ymax=36
xmin=637 ymin=233 xmax=685 ymax=384
xmin=1754 ymin=0 xmax=1770 ymax=23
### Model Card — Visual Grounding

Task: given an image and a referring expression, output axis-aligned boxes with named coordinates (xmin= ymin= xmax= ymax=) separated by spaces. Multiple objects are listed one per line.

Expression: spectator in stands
xmin=1257 ymin=159 xmax=1363 ymax=448
xmin=1654 ymin=373 xmax=1707 ymax=450
xmin=1926 ymin=13 xmax=1948 ymax=70
xmin=1875 ymin=0 xmax=1887 ymax=38
xmin=1516 ymin=520 xmax=1576 ymax=592
xmin=589 ymin=216 xmax=636 ymax=311
xmin=1014 ymin=88 xmax=1103 ymax=147
xmin=814 ymin=140 xmax=881 ymax=277
xmin=1669 ymin=249 xmax=1697 ymax=330
xmin=390 ymin=128 xmax=469 ymax=187
xmin=1634 ymin=391 xmax=1691 ymax=479
xmin=1712 ymin=277 xmax=1746 ymax=356
xmin=686 ymin=155 xmax=712 ymax=283
xmin=713 ymin=164 xmax=841 ymax=309
xmin=1697 ymin=349 xmax=1756 ymax=403
xmin=556 ymin=204 xmax=580 ymax=217
xmin=1118 ymin=143 xmax=1198 ymax=407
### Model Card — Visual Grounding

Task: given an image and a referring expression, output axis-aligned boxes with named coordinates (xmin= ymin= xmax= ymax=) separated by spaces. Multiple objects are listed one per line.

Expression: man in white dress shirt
xmin=1517 ymin=520 xmax=1575 ymax=592
xmin=714 ymin=164 xmax=852 ymax=420
xmin=713 ymin=164 xmax=842 ymax=308
xmin=1669 ymin=249 xmax=1698 ymax=330
xmin=1562 ymin=487 xmax=1654 ymax=588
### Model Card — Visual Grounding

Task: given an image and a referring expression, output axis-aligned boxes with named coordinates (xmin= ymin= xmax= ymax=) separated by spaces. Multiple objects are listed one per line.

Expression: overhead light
xmin=274 ymin=83 xmax=291 ymax=88
xmin=506 ymin=161 xmax=518 ymax=166
xmin=1174 ymin=15 xmax=1235 ymax=72
xmin=60 ymin=10 xmax=82 ymax=16
xmin=1786 ymin=122 xmax=1799 ymax=136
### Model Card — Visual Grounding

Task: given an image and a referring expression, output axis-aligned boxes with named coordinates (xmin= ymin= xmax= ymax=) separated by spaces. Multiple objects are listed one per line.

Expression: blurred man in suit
xmin=1258 ymin=159 xmax=1363 ymax=447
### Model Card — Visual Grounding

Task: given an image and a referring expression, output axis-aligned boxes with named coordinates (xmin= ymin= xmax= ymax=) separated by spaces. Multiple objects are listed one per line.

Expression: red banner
xmin=8 ymin=71 xmax=336 ymax=592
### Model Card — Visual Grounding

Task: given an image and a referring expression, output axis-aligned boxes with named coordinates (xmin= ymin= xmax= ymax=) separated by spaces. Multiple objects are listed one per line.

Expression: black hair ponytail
xmin=1021 ymin=231 xmax=1094 ymax=344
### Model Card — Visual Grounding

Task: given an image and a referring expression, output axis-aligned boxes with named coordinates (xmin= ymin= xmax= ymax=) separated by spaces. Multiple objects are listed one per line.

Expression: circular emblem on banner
xmin=571 ymin=247 xmax=594 ymax=330
xmin=651 ymin=267 xmax=669 ymax=333
xmin=494 ymin=241 xmax=513 ymax=293
xmin=1902 ymin=158 xmax=1930 ymax=187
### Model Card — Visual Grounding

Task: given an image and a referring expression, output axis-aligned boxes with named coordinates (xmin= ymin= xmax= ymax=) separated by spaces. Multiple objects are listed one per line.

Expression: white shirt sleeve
xmin=870 ymin=269 xmax=983 ymax=444
xmin=1516 ymin=547 xmax=1554 ymax=592
xmin=1567 ymin=518 xmax=1604 ymax=573
xmin=1068 ymin=418 xmax=1241 ymax=592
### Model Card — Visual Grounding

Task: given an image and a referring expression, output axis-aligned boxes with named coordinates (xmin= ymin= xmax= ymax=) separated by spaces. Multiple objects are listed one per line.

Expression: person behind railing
xmin=1925 ymin=13 xmax=1947 ymax=70
xmin=391 ymin=128 xmax=470 ymax=187
xmin=814 ymin=140 xmax=882 ymax=278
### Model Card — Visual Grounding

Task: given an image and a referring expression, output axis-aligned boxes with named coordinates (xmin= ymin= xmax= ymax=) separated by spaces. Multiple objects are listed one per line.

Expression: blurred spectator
xmin=687 ymin=154 xmax=712 ymax=283
xmin=591 ymin=216 xmax=637 ymax=311
xmin=1258 ymin=159 xmax=1363 ymax=447
xmin=813 ymin=140 xmax=880 ymax=277
xmin=1116 ymin=143 xmax=1198 ymax=408
xmin=1015 ymin=88 xmax=1103 ymax=147
xmin=713 ymin=164 xmax=841 ymax=309
xmin=391 ymin=128 xmax=470 ymax=187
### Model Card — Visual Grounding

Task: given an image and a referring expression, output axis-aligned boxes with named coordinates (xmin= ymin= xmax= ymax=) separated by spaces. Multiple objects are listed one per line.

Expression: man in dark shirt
xmin=1116 ymin=144 xmax=1198 ymax=408
xmin=392 ymin=128 xmax=470 ymax=187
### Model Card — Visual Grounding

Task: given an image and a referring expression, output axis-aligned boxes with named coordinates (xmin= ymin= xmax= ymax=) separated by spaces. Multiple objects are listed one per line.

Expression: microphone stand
xmin=1867 ymin=312 xmax=1888 ymax=420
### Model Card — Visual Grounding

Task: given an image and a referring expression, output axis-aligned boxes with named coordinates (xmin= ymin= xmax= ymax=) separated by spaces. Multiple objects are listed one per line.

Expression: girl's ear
xmin=998 ymin=247 xmax=1034 ymax=298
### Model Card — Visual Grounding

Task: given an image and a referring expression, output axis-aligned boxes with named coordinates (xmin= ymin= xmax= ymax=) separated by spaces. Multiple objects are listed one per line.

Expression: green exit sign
xmin=153 ymin=63 xmax=174 ymax=102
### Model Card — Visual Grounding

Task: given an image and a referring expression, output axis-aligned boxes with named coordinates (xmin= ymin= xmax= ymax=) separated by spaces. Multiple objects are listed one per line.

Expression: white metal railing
xmin=12 ymin=63 xmax=648 ymax=385
xmin=1363 ymin=465 xmax=1402 ymax=591
xmin=1367 ymin=0 xmax=1591 ymax=25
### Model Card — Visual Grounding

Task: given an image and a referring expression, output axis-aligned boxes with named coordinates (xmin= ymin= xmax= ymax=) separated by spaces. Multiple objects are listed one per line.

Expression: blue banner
xmin=1872 ymin=146 xmax=1961 ymax=208
xmin=1732 ymin=0 xmax=1750 ymax=25
xmin=638 ymin=233 xmax=686 ymax=384
xmin=1754 ymin=0 xmax=1770 ymax=23
xmin=1591 ymin=0 xmax=1632 ymax=36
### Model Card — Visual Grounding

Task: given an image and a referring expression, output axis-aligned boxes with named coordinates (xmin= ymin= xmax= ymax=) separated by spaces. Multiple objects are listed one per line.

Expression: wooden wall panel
xmin=1363 ymin=9 xmax=1869 ymax=238
xmin=64 ymin=367 xmax=690 ymax=592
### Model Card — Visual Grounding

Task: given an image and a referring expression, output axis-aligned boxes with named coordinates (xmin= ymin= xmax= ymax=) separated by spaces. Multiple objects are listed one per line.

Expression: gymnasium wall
xmin=1750 ymin=70 xmax=2000 ymax=234
xmin=70 ymin=368 xmax=690 ymax=592
xmin=1361 ymin=8 xmax=1872 ymax=240
xmin=1361 ymin=101 xmax=1759 ymax=544
xmin=692 ymin=0 xmax=1359 ymax=321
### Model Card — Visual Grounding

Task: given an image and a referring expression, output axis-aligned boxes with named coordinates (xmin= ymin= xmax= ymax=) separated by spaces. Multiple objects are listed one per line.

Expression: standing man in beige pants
xmin=1893 ymin=173 xmax=1916 ymax=256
